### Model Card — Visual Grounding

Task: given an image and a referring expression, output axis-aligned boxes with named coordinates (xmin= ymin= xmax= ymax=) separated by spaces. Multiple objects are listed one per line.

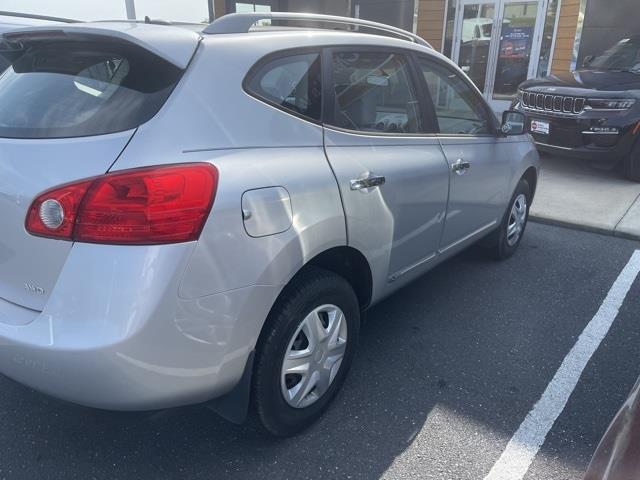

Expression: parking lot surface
xmin=0 ymin=223 xmax=639 ymax=480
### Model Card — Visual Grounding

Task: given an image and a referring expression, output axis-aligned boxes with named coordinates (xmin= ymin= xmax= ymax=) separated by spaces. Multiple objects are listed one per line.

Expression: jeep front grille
xmin=521 ymin=91 xmax=585 ymax=115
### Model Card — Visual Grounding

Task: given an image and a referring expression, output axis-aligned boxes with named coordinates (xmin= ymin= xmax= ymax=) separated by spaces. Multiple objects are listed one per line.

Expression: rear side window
xmin=328 ymin=51 xmax=423 ymax=134
xmin=245 ymin=52 xmax=322 ymax=121
xmin=0 ymin=39 xmax=183 ymax=139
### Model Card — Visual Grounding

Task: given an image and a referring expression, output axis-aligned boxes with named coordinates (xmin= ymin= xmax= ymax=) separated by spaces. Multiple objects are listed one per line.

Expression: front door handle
xmin=451 ymin=158 xmax=471 ymax=175
xmin=350 ymin=174 xmax=386 ymax=191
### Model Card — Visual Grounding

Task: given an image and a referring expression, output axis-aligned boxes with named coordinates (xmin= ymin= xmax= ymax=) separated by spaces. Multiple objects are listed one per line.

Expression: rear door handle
xmin=451 ymin=158 xmax=471 ymax=175
xmin=350 ymin=174 xmax=386 ymax=191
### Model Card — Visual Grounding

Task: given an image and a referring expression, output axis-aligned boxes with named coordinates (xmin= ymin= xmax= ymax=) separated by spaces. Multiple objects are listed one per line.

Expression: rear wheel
xmin=623 ymin=141 xmax=640 ymax=182
xmin=252 ymin=267 xmax=360 ymax=437
xmin=484 ymin=179 xmax=531 ymax=260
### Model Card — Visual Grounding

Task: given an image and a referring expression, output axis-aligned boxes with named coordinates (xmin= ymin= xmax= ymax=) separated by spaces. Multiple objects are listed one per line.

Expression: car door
xmin=415 ymin=56 xmax=509 ymax=252
xmin=322 ymin=47 xmax=450 ymax=298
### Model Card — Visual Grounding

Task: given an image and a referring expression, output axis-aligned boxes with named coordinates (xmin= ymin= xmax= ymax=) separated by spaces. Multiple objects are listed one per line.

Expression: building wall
xmin=550 ymin=0 xmax=580 ymax=74
xmin=414 ymin=0 xmax=581 ymax=75
xmin=416 ymin=0 xmax=446 ymax=51
xmin=214 ymin=0 xmax=225 ymax=17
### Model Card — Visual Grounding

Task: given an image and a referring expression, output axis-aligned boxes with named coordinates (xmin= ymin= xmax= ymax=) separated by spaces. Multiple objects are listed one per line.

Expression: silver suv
xmin=0 ymin=13 xmax=538 ymax=436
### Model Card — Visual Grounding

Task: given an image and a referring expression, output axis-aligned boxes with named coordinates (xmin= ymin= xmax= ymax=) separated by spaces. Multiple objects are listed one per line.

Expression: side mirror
xmin=582 ymin=55 xmax=595 ymax=68
xmin=501 ymin=110 xmax=526 ymax=136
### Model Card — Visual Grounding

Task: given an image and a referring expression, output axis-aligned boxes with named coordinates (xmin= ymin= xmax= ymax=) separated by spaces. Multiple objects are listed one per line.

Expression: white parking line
xmin=484 ymin=250 xmax=640 ymax=480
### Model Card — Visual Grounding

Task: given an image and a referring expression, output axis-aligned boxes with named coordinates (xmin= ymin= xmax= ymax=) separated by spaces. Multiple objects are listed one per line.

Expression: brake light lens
xmin=26 ymin=163 xmax=218 ymax=245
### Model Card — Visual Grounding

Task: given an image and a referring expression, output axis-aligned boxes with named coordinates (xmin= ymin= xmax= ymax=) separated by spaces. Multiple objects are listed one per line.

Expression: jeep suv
xmin=513 ymin=36 xmax=640 ymax=181
xmin=0 ymin=12 xmax=538 ymax=436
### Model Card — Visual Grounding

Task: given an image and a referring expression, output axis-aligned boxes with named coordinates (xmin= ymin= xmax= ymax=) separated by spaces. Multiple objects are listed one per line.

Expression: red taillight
xmin=26 ymin=163 xmax=218 ymax=245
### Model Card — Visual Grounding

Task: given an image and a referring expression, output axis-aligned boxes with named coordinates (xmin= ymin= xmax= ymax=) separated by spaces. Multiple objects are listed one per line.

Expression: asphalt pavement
xmin=0 ymin=223 xmax=639 ymax=480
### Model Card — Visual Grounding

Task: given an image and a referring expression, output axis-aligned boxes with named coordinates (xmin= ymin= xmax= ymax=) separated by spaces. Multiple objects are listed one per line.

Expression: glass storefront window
xmin=493 ymin=1 xmax=539 ymax=100
xmin=536 ymin=0 xmax=559 ymax=77
xmin=235 ymin=2 xmax=272 ymax=13
xmin=457 ymin=3 xmax=496 ymax=92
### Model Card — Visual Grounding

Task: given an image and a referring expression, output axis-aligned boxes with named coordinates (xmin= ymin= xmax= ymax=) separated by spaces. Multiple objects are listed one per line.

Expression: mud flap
xmin=206 ymin=351 xmax=254 ymax=424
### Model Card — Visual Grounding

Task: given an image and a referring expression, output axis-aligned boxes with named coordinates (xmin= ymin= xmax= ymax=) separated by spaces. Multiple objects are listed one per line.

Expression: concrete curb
xmin=530 ymin=215 xmax=640 ymax=242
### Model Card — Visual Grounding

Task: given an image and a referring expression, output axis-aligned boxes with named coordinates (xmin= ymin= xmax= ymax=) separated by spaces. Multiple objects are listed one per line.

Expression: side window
xmin=329 ymin=51 xmax=422 ymax=134
xmin=246 ymin=52 xmax=322 ymax=121
xmin=417 ymin=58 xmax=492 ymax=135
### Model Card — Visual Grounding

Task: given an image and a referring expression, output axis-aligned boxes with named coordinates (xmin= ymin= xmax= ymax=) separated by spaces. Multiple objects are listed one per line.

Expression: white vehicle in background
xmin=461 ymin=17 xmax=494 ymax=43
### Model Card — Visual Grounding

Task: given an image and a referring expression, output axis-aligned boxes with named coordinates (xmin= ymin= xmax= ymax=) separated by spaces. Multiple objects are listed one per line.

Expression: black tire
xmin=623 ymin=141 xmax=640 ymax=182
xmin=251 ymin=267 xmax=360 ymax=437
xmin=484 ymin=179 xmax=531 ymax=260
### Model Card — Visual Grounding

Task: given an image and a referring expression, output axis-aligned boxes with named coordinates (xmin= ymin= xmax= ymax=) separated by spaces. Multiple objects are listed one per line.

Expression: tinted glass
xmin=0 ymin=40 xmax=183 ymax=139
xmin=589 ymin=37 xmax=640 ymax=72
xmin=246 ymin=53 xmax=322 ymax=121
xmin=329 ymin=51 xmax=422 ymax=134
xmin=418 ymin=58 xmax=492 ymax=135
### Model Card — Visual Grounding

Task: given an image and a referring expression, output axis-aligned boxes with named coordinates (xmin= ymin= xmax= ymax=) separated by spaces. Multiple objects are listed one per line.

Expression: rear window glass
xmin=245 ymin=52 xmax=322 ymax=121
xmin=0 ymin=39 xmax=183 ymax=138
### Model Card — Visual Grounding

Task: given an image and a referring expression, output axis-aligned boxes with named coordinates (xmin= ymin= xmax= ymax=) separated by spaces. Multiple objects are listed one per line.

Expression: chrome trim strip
xmin=522 ymin=106 xmax=584 ymax=118
xmin=534 ymin=141 xmax=573 ymax=150
xmin=581 ymin=131 xmax=619 ymax=135
xmin=388 ymin=253 xmax=436 ymax=283
xmin=438 ymin=220 xmax=498 ymax=255
xmin=584 ymin=107 xmax=632 ymax=112
xmin=521 ymin=91 xmax=585 ymax=115
xmin=570 ymin=0 xmax=588 ymax=71
xmin=563 ymin=96 xmax=574 ymax=113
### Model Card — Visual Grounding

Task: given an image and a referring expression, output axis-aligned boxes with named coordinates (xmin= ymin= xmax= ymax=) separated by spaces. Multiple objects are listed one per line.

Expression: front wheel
xmin=484 ymin=179 xmax=531 ymax=260
xmin=251 ymin=267 xmax=360 ymax=437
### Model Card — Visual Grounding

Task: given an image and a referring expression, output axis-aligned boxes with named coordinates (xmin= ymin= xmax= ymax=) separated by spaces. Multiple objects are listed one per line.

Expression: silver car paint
xmin=0 ymin=131 xmax=135 ymax=311
xmin=438 ymin=136 xmax=509 ymax=249
xmin=241 ymin=187 xmax=293 ymax=238
xmin=323 ymin=128 xmax=450 ymax=300
xmin=0 ymin=27 xmax=539 ymax=410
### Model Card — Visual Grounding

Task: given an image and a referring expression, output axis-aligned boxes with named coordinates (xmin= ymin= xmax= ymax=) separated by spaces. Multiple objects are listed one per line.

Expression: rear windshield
xmin=0 ymin=38 xmax=183 ymax=138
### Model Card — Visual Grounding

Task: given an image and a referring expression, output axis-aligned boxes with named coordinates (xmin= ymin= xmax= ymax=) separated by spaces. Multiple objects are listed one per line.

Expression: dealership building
xmin=212 ymin=0 xmax=638 ymax=111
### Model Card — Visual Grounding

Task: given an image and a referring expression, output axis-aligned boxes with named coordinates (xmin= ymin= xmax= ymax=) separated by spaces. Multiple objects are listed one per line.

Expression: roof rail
xmin=203 ymin=12 xmax=432 ymax=49
xmin=0 ymin=11 xmax=79 ymax=23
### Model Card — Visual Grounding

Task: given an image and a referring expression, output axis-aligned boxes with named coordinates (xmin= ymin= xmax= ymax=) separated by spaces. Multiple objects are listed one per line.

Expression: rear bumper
xmin=0 ymin=243 xmax=279 ymax=410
